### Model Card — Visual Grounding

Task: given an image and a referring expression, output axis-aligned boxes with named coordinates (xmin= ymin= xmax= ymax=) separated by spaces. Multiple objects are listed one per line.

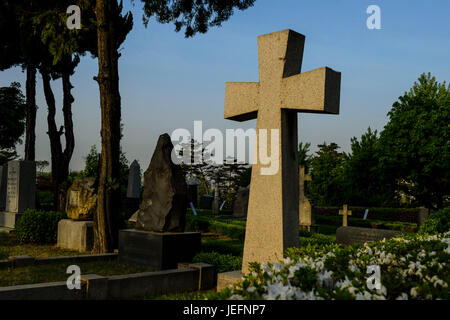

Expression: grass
xmin=145 ymin=290 xmax=217 ymax=300
xmin=0 ymin=232 xmax=81 ymax=260
xmin=0 ymin=259 xmax=153 ymax=287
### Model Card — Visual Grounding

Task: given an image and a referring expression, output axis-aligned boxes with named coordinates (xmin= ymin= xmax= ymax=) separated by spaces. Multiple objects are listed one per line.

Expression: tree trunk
xmin=41 ymin=67 xmax=75 ymax=213
xmin=42 ymin=71 xmax=63 ymax=212
xmin=25 ymin=66 xmax=37 ymax=161
xmin=93 ymin=0 xmax=122 ymax=253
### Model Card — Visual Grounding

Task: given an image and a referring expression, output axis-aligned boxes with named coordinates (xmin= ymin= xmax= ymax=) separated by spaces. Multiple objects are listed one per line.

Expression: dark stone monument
xmin=336 ymin=226 xmax=403 ymax=246
xmin=199 ymin=195 xmax=214 ymax=210
xmin=119 ymin=133 xmax=201 ymax=270
xmin=123 ymin=160 xmax=141 ymax=218
xmin=0 ymin=164 xmax=7 ymax=211
xmin=233 ymin=186 xmax=249 ymax=218
xmin=187 ymin=176 xmax=201 ymax=208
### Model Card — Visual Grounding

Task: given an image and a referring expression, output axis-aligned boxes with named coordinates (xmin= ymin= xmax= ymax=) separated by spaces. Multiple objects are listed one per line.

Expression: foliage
xmin=314 ymin=214 xmax=418 ymax=233
xmin=343 ymin=128 xmax=396 ymax=206
xmin=215 ymin=232 xmax=450 ymax=300
xmin=379 ymin=73 xmax=450 ymax=209
xmin=82 ymin=145 xmax=130 ymax=196
xmin=15 ymin=210 xmax=67 ymax=244
xmin=313 ymin=206 xmax=423 ymax=223
xmin=141 ymin=0 xmax=256 ymax=37
xmin=186 ymin=214 xmax=246 ymax=241
xmin=308 ymin=142 xmax=346 ymax=206
xmin=201 ymin=239 xmax=244 ymax=256
xmin=298 ymin=142 xmax=312 ymax=170
xmin=193 ymin=251 xmax=242 ymax=273
xmin=0 ymin=82 xmax=26 ymax=154
xmin=419 ymin=208 xmax=450 ymax=235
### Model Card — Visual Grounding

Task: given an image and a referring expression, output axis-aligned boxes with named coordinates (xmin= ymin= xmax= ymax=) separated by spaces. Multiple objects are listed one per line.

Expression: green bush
xmin=15 ymin=210 xmax=67 ymax=244
xmin=299 ymin=233 xmax=336 ymax=246
xmin=209 ymin=221 xmax=246 ymax=241
xmin=201 ymin=239 xmax=243 ymax=256
xmin=315 ymin=214 xmax=418 ymax=232
xmin=193 ymin=251 xmax=242 ymax=273
xmin=419 ymin=208 xmax=450 ymax=235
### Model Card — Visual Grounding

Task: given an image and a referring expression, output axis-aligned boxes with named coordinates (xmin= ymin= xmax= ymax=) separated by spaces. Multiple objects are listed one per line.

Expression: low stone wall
xmin=0 ymin=263 xmax=215 ymax=300
xmin=0 ymin=253 xmax=117 ymax=270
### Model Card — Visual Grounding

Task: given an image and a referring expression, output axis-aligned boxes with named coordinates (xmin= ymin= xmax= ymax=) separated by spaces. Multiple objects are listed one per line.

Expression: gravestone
xmin=135 ymin=134 xmax=188 ymax=232
xmin=65 ymin=177 xmax=97 ymax=221
xmin=199 ymin=195 xmax=214 ymax=210
xmin=123 ymin=160 xmax=141 ymax=217
xmin=0 ymin=160 xmax=36 ymax=229
xmin=0 ymin=165 xmax=7 ymax=211
xmin=119 ymin=133 xmax=201 ymax=270
xmin=336 ymin=226 xmax=402 ymax=246
xmin=126 ymin=160 xmax=141 ymax=199
xmin=299 ymin=165 xmax=316 ymax=231
xmin=187 ymin=176 xmax=201 ymax=208
xmin=57 ymin=177 xmax=96 ymax=252
xmin=363 ymin=209 xmax=369 ymax=220
xmin=222 ymin=29 xmax=341 ymax=275
xmin=339 ymin=204 xmax=352 ymax=227
xmin=233 ymin=186 xmax=249 ymax=218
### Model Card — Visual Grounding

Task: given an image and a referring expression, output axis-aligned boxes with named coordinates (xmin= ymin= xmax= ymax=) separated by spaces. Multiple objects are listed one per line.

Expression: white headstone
xmin=363 ymin=208 xmax=369 ymax=220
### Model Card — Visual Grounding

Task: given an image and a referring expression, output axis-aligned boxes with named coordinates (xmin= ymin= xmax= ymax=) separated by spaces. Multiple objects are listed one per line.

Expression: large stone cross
xmin=224 ymin=29 xmax=341 ymax=273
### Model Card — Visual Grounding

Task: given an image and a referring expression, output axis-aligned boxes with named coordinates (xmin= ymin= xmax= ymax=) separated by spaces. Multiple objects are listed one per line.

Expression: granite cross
xmin=224 ymin=29 xmax=341 ymax=273
xmin=339 ymin=204 xmax=352 ymax=227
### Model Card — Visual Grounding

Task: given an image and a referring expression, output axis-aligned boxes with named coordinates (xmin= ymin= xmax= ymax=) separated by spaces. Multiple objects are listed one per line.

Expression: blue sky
xmin=1 ymin=0 xmax=449 ymax=171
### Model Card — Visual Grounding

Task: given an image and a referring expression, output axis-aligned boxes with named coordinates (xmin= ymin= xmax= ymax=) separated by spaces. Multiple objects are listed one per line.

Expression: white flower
xmin=396 ymin=293 xmax=408 ymax=300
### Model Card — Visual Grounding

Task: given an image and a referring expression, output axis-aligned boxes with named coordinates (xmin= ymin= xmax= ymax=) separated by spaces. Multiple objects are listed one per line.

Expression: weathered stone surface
xmin=65 ymin=178 xmax=97 ymax=221
xmin=5 ymin=160 xmax=36 ymax=214
xmin=233 ymin=186 xmax=249 ymax=218
xmin=336 ymin=226 xmax=402 ymax=246
xmin=224 ymin=29 xmax=341 ymax=273
xmin=57 ymin=219 xmax=94 ymax=252
xmin=135 ymin=134 xmax=187 ymax=232
xmin=299 ymin=166 xmax=313 ymax=230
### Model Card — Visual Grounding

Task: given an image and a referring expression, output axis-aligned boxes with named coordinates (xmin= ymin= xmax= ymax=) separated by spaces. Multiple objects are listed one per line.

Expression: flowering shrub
xmin=217 ymin=232 xmax=450 ymax=300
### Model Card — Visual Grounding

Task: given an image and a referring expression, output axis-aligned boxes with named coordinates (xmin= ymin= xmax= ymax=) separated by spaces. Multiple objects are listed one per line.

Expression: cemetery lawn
xmin=0 ymin=260 xmax=153 ymax=287
xmin=0 ymin=232 xmax=82 ymax=260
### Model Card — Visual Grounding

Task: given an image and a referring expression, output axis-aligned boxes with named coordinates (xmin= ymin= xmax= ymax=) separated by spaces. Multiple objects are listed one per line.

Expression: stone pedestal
xmin=118 ymin=229 xmax=201 ymax=270
xmin=217 ymin=270 xmax=243 ymax=292
xmin=57 ymin=219 xmax=94 ymax=252
xmin=0 ymin=212 xmax=22 ymax=229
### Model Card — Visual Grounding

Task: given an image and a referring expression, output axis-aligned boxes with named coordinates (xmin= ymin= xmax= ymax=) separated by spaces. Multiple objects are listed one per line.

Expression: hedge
xmin=314 ymin=214 xmax=418 ymax=233
xmin=313 ymin=206 xmax=422 ymax=223
xmin=15 ymin=210 xmax=67 ymax=244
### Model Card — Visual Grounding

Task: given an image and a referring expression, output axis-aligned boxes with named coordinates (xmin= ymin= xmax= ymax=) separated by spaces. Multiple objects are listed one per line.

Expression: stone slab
xmin=178 ymin=262 xmax=216 ymax=291
xmin=9 ymin=255 xmax=35 ymax=267
xmin=5 ymin=160 xmax=36 ymax=214
xmin=0 ymin=212 xmax=22 ymax=229
xmin=217 ymin=270 xmax=243 ymax=292
xmin=336 ymin=226 xmax=403 ymax=246
xmin=118 ymin=229 xmax=201 ymax=270
xmin=57 ymin=219 xmax=94 ymax=252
